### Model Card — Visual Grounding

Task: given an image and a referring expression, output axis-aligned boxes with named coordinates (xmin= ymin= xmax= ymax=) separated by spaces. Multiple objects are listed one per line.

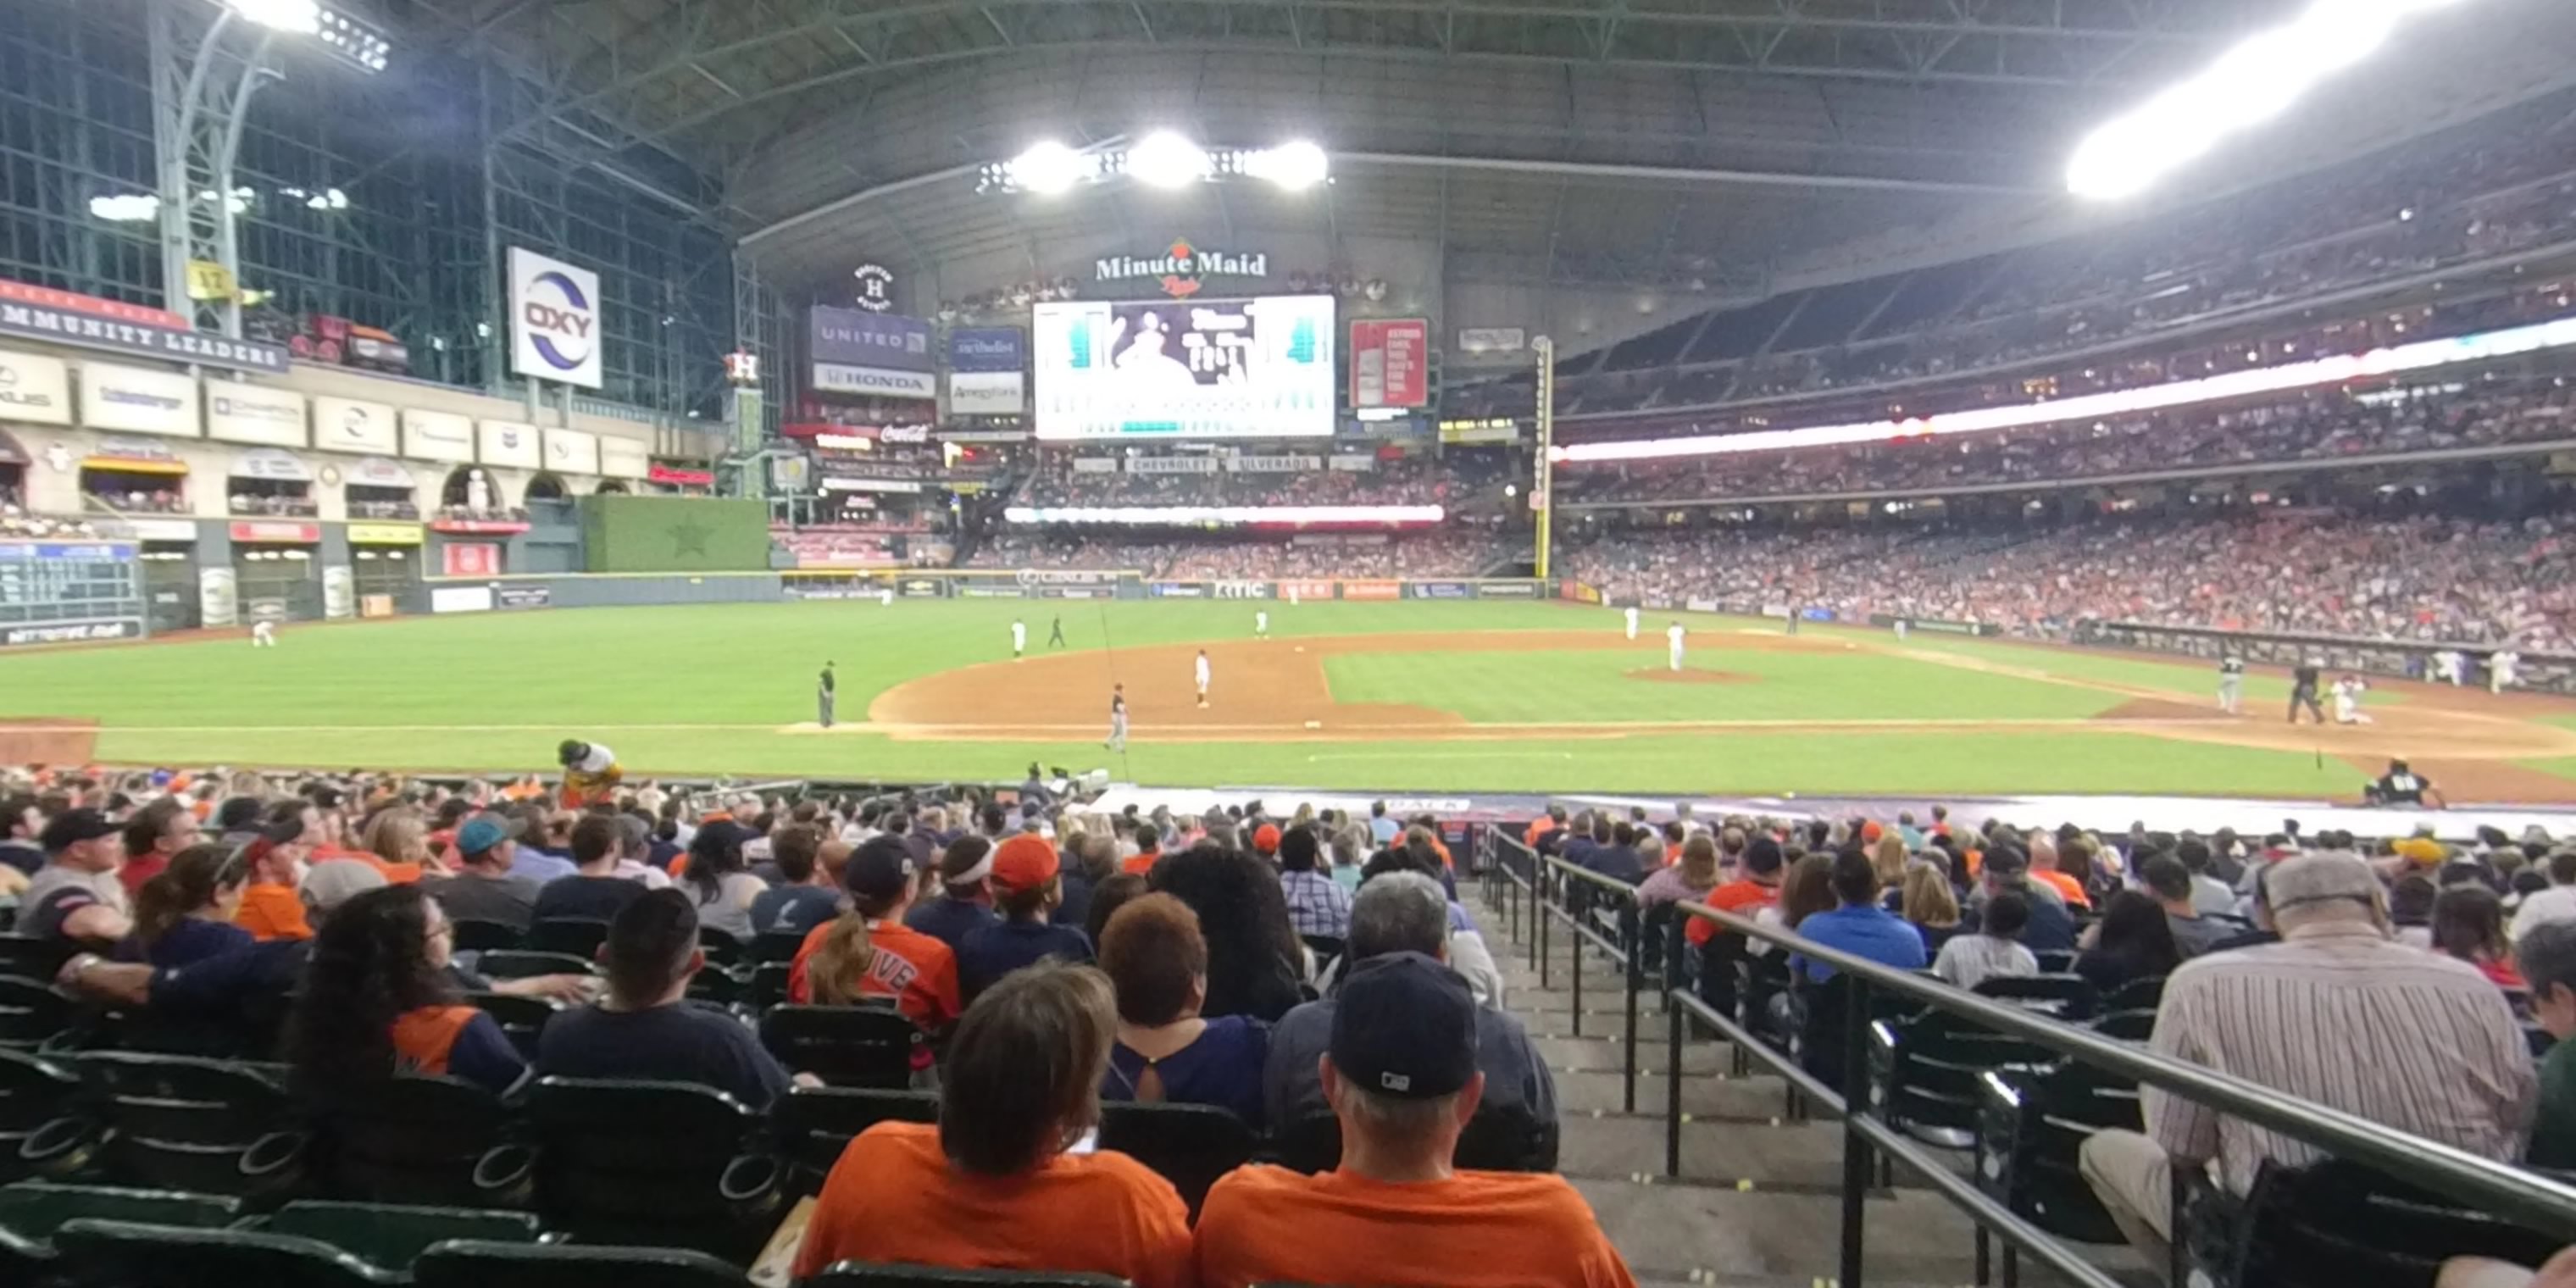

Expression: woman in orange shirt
xmin=792 ymin=963 xmax=1190 ymax=1288
xmin=283 ymin=885 xmax=525 ymax=1095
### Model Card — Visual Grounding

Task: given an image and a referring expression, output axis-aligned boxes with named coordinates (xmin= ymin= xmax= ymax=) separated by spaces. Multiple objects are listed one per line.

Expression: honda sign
xmin=508 ymin=248 xmax=603 ymax=389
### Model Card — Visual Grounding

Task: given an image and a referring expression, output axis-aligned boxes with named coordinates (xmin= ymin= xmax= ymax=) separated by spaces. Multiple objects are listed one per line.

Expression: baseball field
xmin=4 ymin=598 xmax=2576 ymax=800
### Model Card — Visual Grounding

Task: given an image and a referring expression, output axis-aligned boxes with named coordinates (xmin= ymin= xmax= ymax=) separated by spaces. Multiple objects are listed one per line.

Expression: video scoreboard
xmin=0 ymin=541 xmax=145 ymax=648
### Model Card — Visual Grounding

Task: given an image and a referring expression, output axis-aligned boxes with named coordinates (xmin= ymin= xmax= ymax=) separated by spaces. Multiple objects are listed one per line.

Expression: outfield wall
xmin=777 ymin=572 xmax=1555 ymax=602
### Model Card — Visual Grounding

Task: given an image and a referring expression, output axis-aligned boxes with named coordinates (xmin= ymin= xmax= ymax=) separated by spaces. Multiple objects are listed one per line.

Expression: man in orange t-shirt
xmin=1524 ymin=805 xmax=1565 ymax=850
xmin=1119 ymin=824 xmax=1163 ymax=878
xmin=792 ymin=964 xmax=1190 ymax=1288
xmin=789 ymin=836 xmax=960 ymax=1033
xmin=1196 ymin=952 xmax=1635 ymax=1288
xmin=1685 ymin=835 xmax=1787 ymax=947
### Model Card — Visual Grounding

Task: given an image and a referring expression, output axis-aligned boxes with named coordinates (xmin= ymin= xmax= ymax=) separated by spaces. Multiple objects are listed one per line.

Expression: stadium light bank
xmin=2066 ymin=0 xmax=2476 ymax=201
xmin=1552 ymin=313 xmax=2576 ymax=466
xmin=981 ymin=137 xmax=1330 ymax=196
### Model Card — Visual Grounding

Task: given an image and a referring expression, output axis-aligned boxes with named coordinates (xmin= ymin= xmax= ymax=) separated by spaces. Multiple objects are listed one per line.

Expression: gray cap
xmin=2262 ymin=853 xmax=2380 ymax=916
xmin=298 ymin=858 xmax=389 ymax=915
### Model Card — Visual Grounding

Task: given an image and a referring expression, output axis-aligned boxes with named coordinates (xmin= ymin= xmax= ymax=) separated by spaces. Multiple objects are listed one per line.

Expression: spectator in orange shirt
xmin=792 ymin=836 xmax=961 ymax=1034
xmin=1119 ymin=822 xmax=1164 ymax=877
xmin=1524 ymin=804 xmax=1566 ymax=850
xmin=1686 ymin=835 xmax=1788 ymax=947
xmin=2029 ymin=835 xmax=2090 ymax=910
xmin=1195 ymin=952 xmax=1635 ymax=1288
xmin=234 ymin=811 xmax=319 ymax=942
xmin=792 ymin=963 xmax=1191 ymax=1287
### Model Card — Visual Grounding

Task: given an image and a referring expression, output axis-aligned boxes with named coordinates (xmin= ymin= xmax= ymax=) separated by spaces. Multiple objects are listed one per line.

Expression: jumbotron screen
xmin=1032 ymin=295 xmax=1335 ymax=440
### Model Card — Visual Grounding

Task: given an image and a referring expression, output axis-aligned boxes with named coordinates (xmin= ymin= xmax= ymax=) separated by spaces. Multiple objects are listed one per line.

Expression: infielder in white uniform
xmin=1011 ymin=619 xmax=1026 ymax=660
xmin=1105 ymin=684 xmax=1129 ymax=752
xmin=1625 ymin=606 xmax=1640 ymax=641
xmin=2332 ymin=675 xmax=2373 ymax=724
xmin=879 ymin=586 xmax=894 ymax=607
xmin=250 ymin=619 xmax=277 ymax=647
xmin=1894 ymin=619 xmax=1909 ymax=643
xmin=2433 ymin=649 xmax=2466 ymax=686
xmin=2492 ymin=649 xmax=2522 ymax=694
xmin=1255 ymin=610 xmax=1269 ymax=640
xmin=1667 ymin=621 xmax=1686 ymax=672
xmin=1288 ymin=586 xmax=1300 ymax=607
xmin=1195 ymin=650 xmax=1213 ymax=708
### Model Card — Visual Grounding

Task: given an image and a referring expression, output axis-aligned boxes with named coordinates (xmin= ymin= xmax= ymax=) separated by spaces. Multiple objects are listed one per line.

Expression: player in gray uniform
xmin=2218 ymin=654 xmax=2244 ymax=714
xmin=1105 ymin=684 xmax=1129 ymax=752
xmin=818 ymin=661 xmax=836 ymax=728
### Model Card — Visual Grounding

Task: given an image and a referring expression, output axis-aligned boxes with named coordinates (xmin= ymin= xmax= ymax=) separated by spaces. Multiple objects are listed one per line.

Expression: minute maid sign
xmin=1094 ymin=240 xmax=1268 ymax=298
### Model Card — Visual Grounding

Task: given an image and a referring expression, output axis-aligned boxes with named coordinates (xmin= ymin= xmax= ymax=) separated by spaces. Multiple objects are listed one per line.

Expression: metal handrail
xmin=1531 ymin=847 xmax=1648 ymax=1112
xmin=1667 ymin=894 xmax=2576 ymax=1241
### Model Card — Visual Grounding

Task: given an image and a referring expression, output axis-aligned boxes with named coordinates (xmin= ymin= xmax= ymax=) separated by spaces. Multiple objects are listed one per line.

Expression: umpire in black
xmin=818 ymin=660 xmax=837 ymax=728
xmin=2288 ymin=657 xmax=2327 ymax=724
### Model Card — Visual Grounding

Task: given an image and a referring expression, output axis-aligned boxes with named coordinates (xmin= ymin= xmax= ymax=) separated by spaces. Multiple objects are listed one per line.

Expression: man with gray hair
xmin=1262 ymin=870 xmax=1554 ymax=1134
xmin=2080 ymin=853 xmax=2534 ymax=1273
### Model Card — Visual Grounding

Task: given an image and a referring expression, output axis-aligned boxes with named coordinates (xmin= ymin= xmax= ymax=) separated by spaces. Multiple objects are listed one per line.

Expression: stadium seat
xmin=2223 ymin=1158 xmax=2564 ymax=1288
xmin=0 ymin=936 xmax=71 ymax=982
xmin=469 ymin=951 xmax=595 ymax=980
xmin=1975 ymin=1060 xmax=2140 ymax=1244
xmin=773 ymin=1085 xmax=940 ymax=1191
xmin=1271 ymin=1108 xmax=1558 ymax=1174
xmin=1971 ymin=974 xmax=2100 ymax=1021
xmin=1868 ymin=1011 xmax=2054 ymax=1149
xmin=2102 ymin=975 xmax=2166 ymax=1013
xmin=806 ymin=1263 xmax=1129 ymax=1287
xmin=1791 ymin=974 xmax=1918 ymax=1093
xmin=309 ymin=1074 xmax=532 ymax=1208
xmin=752 ymin=928 xmax=808 ymax=964
xmin=748 ymin=962 xmax=793 ymax=1011
xmin=525 ymin=1077 xmax=785 ymax=1257
xmin=685 ymin=969 xmax=747 ymax=1008
xmin=0 ymin=1048 xmax=97 ymax=1184
xmin=1095 ymin=1102 xmax=1255 ymax=1218
xmin=254 ymin=1201 xmax=541 ymax=1269
xmin=0 ymin=1181 xmax=242 ymax=1274
xmin=758 ymin=1005 xmax=921 ymax=1088
xmin=2094 ymin=1009 xmax=2157 ymax=1041
xmin=414 ymin=1238 xmax=752 ymax=1288
xmin=0 ymin=976 xmax=71 ymax=1050
xmin=463 ymin=992 xmax=558 ymax=1061
xmin=698 ymin=932 xmax=746 ymax=969
xmin=2031 ymin=951 xmax=2076 ymax=974
xmin=75 ymin=1052 xmax=305 ymax=1198
xmin=527 ymin=918 xmax=612 ymax=960
xmin=447 ymin=921 xmax=524 ymax=954
xmin=54 ymin=1215 xmax=398 ymax=1287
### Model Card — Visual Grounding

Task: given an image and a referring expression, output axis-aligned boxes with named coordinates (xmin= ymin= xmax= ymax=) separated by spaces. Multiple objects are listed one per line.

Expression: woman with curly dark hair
xmin=284 ymin=884 xmax=525 ymax=1095
xmin=1146 ymin=848 xmax=1305 ymax=1022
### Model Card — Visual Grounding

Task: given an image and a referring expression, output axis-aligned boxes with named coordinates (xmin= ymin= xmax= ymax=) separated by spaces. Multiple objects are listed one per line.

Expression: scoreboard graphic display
xmin=0 ymin=541 xmax=145 ymax=648
xmin=1033 ymin=295 xmax=1334 ymax=440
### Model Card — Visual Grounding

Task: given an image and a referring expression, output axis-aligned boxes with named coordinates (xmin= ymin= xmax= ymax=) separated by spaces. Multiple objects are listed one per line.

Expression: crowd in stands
xmin=344 ymin=497 xmax=422 ymax=520
xmin=84 ymin=487 xmax=186 ymax=515
xmin=0 ymin=763 xmax=1615 ymax=1287
xmin=226 ymin=491 xmax=319 ymax=519
xmin=1565 ymin=511 xmax=2576 ymax=648
xmin=434 ymin=503 xmax=530 ymax=525
xmin=1563 ymin=378 xmax=2576 ymax=504
xmin=967 ymin=527 xmax=1516 ymax=579
xmin=1539 ymin=93 xmax=2576 ymax=420
xmin=1017 ymin=452 xmax=1501 ymax=508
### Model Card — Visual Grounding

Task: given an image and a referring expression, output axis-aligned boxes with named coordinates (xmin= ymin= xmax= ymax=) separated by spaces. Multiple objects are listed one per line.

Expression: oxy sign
xmin=508 ymin=248 xmax=603 ymax=390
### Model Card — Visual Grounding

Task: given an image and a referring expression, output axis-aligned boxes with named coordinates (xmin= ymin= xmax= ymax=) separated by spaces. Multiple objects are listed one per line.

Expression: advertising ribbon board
xmin=1408 ymin=581 xmax=1473 ymax=600
xmin=1148 ymin=582 xmax=1208 ymax=598
xmin=1342 ymin=580 xmax=1402 ymax=602
xmin=1474 ymin=581 xmax=1540 ymax=599
xmin=1279 ymin=579 xmax=1337 ymax=602
xmin=0 ymin=280 xmax=286 ymax=373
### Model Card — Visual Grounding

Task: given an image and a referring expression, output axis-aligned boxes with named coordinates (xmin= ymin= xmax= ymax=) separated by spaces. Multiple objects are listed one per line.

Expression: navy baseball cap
xmin=455 ymin=813 xmax=522 ymax=858
xmin=845 ymin=835 xmax=915 ymax=902
xmin=1330 ymin=952 xmax=1478 ymax=1100
xmin=41 ymin=808 xmax=118 ymax=852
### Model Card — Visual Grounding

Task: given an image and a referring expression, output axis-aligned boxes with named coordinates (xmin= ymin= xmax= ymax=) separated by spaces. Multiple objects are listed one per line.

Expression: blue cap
xmin=1330 ymin=952 xmax=1478 ymax=1100
xmin=455 ymin=813 xmax=521 ymax=858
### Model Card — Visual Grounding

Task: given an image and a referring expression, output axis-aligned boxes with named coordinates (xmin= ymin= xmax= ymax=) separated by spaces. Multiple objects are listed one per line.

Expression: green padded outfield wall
xmin=580 ymin=496 xmax=773 ymax=573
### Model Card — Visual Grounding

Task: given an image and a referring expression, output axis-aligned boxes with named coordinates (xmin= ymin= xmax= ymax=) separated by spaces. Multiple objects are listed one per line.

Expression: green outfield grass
xmin=0 ymin=600 xmax=2397 ymax=797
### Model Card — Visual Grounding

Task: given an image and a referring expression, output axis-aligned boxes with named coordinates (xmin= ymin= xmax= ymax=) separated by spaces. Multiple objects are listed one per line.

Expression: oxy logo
xmin=335 ymin=408 xmax=372 ymax=440
xmin=521 ymin=271 xmax=597 ymax=372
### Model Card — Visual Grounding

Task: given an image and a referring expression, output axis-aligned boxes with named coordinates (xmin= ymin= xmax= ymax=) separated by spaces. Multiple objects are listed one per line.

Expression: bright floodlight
xmin=2067 ymin=0 xmax=2475 ymax=201
xmin=1008 ymin=141 xmax=1090 ymax=195
xmin=1246 ymin=141 xmax=1330 ymax=191
xmin=1127 ymin=131 xmax=1212 ymax=189
xmin=226 ymin=0 xmax=321 ymax=32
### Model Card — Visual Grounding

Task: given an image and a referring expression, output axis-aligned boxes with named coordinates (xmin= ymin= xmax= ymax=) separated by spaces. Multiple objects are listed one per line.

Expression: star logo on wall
xmin=669 ymin=519 xmax=711 ymax=557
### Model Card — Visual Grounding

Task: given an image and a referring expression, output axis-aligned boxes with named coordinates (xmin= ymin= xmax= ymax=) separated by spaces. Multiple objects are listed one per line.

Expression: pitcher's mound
xmin=1625 ymin=668 xmax=1755 ymax=686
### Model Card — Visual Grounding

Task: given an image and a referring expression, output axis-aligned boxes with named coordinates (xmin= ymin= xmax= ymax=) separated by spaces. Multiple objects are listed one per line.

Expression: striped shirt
xmin=2146 ymin=922 xmax=2534 ymax=1193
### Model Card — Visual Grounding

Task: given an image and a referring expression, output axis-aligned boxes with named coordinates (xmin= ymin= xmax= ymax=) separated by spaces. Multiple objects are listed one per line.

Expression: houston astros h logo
xmin=523 ymin=271 xmax=596 ymax=371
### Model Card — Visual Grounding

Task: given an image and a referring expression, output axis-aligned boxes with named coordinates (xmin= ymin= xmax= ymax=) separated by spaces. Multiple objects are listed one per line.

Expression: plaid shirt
xmin=1280 ymin=869 xmax=1353 ymax=940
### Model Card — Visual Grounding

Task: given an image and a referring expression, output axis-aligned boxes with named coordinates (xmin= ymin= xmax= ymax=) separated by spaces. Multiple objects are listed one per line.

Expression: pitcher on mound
xmin=1195 ymin=649 xmax=1212 ymax=708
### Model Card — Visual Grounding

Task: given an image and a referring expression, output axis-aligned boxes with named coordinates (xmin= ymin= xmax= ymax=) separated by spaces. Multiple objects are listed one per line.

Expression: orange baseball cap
xmin=1253 ymin=824 xmax=1281 ymax=855
xmin=991 ymin=834 xmax=1061 ymax=895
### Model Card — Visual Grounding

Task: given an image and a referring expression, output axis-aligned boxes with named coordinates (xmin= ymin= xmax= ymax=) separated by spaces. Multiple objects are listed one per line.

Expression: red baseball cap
xmin=991 ymin=834 xmax=1060 ymax=896
xmin=1253 ymin=824 xmax=1281 ymax=855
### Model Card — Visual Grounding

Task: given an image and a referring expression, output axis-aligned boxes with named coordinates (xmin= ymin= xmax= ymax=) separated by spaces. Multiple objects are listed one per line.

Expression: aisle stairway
xmin=1471 ymin=880 xmax=2068 ymax=1288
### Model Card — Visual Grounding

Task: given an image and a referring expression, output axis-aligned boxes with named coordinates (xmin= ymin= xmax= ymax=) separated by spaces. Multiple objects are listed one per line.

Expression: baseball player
xmin=1624 ymin=605 xmax=1640 ymax=641
xmin=2332 ymin=674 xmax=2373 ymax=725
xmin=1894 ymin=619 xmax=1909 ymax=643
xmin=818 ymin=661 xmax=836 ymax=729
xmin=878 ymin=585 xmax=894 ymax=608
xmin=1666 ymin=620 xmax=1686 ymax=673
xmin=1256 ymin=609 xmax=1269 ymax=640
xmin=2218 ymin=654 xmax=2245 ymax=713
xmin=2492 ymin=649 xmax=2522 ymax=694
xmin=1011 ymin=619 xmax=1027 ymax=661
xmin=250 ymin=619 xmax=277 ymax=648
xmin=1105 ymin=684 xmax=1129 ymax=752
xmin=1195 ymin=649 xmax=1212 ymax=708
xmin=1288 ymin=586 xmax=1300 ymax=607
xmin=2432 ymin=648 xmax=2466 ymax=686
xmin=556 ymin=740 xmax=622 ymax=808
xmin=1047 ymin=614 xmax=1067 ymax=649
